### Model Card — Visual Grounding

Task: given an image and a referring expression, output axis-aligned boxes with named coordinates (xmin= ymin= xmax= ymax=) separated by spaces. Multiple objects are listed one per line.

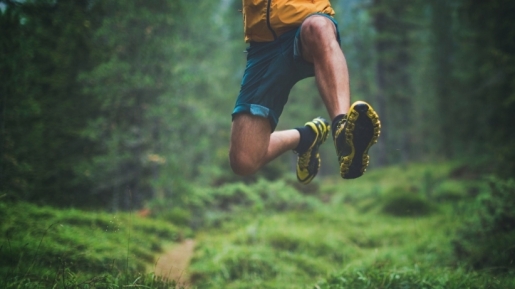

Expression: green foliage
xmin=457 ymin=0 xmax=515 ymax=176
xmin=431 ymin=179 xmax=470 ymax=202
xmin=2 ymin=163 xmax=515 ymax=288
xmin=0 ymin=0 xmax=244 ymax=210
xmin=380 ymin=186 xmax=436 ymax=217
xmin=0 ymin=201 xmax=181 ymax=285
xmin=149 ymin=178 xmax=322 ymax=229
xmin=186 ymin=163 xmax=515 ymax=288
xmin=453 ymin=177 xmax=515 ymax=271
xmin=188 ymin=194 xmax=467 ymax=288
xmin=2 ymin=0 xmax=515 ymax=284
xmin=321 ymin=162 xmax=461 ymax=213
xmin=367 ymin=0 xmax=420 ymax=164
xmin=189 ymin=213 xmax=338 ymax=288
xmin=76 ymin=0 xmax=188 ymax=210
xmin=3 ymin=0 xmax=515 ymax=211
xmin=0 ymin=0 xmax=102 ymax=205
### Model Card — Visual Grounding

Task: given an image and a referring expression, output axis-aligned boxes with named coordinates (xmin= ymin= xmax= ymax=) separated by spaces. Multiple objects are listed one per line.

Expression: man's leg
xmin=229 ymin=114 xmax=300 ymax=176
xmin=230 ymin=114 xmax=330 ymax=183
xmin=300 ymin=15 xmax=350 ymax=120
xmin=300 ymin=15 xmax=381 ymax=179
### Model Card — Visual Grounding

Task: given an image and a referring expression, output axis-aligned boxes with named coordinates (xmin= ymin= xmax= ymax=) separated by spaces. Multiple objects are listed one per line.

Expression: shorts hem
xmin=232 ymin=104 xmax=279 ymax=132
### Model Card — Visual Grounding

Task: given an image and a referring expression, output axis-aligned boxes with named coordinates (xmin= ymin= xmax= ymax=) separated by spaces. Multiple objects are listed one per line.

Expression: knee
xmin=229 ymin=150 xmax=260 ymax=176
xmin=301 ymin=16 xmax=336 ymax=44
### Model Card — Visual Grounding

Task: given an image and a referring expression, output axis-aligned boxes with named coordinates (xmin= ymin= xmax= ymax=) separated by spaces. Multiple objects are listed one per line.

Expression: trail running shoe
xmin=296 ymin=117 xmax=330 ymax=184
xmin=334 ymin=101 xmax=381 ymax=179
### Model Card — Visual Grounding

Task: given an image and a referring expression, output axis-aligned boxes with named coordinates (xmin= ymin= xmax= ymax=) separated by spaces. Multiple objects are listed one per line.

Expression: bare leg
xmin=229 ymin=114 xmax=299 ymax=176
xmin=300 ymin=16 xmax=350 ymax=120
xmin=300 ymin=16 xmax=381 ymax=179
xmin=230 ymin=16 xmax=348 ymax=177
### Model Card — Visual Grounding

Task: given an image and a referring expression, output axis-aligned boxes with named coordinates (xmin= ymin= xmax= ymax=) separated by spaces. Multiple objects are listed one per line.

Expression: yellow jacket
xmin=243 ymin=0 xmax=335 ymax=42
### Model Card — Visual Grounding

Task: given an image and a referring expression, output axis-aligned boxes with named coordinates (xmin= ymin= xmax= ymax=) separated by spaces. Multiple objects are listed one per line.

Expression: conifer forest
xmin=1 ymin=0 xmax=515 ymax=288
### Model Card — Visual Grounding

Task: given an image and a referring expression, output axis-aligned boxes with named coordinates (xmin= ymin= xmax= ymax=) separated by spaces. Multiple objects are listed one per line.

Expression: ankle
xmin=294 ymin=125 xmax=316 ymax=154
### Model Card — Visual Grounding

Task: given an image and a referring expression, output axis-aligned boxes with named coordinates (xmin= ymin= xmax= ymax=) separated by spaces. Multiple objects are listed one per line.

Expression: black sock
xmin=331 ymin=114 xmax=346 ymax=138
xmin=294 ymin=125 xmax=316 ymax=154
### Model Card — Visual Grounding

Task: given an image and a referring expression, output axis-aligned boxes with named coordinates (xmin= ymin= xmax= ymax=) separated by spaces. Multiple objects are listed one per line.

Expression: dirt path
xmin=154 ymin=239 xmax=196 ymax=287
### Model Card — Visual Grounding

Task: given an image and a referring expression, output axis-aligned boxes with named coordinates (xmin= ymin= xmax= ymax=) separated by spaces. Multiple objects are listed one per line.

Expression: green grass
xmin=0 ymin=201 xmax=183 ymax=288
xmin=2 ymin=161 xmax=514 ymax=288
xmin=187 ymin=162 xmax=515 ymax=288
xmin=189 ymin=207 xmax=465 ymax=288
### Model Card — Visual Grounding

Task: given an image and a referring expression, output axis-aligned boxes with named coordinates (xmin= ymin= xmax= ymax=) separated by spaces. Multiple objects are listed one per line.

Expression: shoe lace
xmin=298 ymin=151 xmax=311 ymax=168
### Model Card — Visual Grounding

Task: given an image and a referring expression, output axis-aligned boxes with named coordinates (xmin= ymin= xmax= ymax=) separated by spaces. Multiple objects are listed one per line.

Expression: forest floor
xmin=154 ymin=239 xmax=196 ymax=287
xmin=4 ymin=163 xmax=515 ymax=288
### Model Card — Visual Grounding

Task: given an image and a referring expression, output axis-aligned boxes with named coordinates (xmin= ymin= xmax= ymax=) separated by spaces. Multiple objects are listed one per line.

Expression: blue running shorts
xmin=232 ymin=13 xmax=341 ymax=131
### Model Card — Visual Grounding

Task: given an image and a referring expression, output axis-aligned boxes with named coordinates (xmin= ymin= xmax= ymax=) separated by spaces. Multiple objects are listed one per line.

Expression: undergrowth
xmin=188 ymin=162 xmax=515 ymax=288
xmin=2 ymin=161 xmax=514 ymax=288
xmin=0 ymin=201 xmax=182 ymax=288
xmin=453 ymin=177 xmax=515 ymax=271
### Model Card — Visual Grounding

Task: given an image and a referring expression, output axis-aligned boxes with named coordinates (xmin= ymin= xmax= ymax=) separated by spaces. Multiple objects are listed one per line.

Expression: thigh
xmin=230 ymin=113 xmax=271 ymax=161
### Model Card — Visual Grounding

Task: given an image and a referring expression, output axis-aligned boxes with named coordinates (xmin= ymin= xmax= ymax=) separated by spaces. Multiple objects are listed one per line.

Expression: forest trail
xmin=154 ymin=239 xmax=196 ymax=287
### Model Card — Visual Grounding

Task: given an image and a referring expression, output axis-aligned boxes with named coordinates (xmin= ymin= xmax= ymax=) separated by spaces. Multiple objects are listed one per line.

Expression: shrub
xmin=381 ymin=186 xmax=435 ymax=217
xmin=177 ymin=179 xmax=323 ymax=229
xmin=453 ymin=177 xmax=515 ymax=271
xmin=431 ymin=180 xmax=469 ymax=202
